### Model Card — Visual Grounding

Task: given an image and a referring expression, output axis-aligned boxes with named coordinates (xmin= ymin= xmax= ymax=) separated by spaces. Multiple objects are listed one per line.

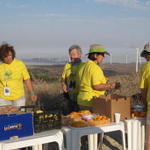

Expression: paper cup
xmin=114 ymin=113 xmax=121 ymax=123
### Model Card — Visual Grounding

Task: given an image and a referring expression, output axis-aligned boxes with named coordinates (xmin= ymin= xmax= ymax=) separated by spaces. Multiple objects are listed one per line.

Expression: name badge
xmin=4 ymin=87 xmax=11 ymax=96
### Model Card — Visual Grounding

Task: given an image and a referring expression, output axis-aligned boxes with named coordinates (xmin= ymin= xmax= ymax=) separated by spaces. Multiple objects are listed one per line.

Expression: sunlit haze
xmin=0 ymin=0 xmax=150 ymax=63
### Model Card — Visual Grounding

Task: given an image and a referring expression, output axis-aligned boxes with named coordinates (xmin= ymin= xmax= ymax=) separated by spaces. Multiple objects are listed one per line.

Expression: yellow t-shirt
xmin=61 ymin=62 xmax=71 ymax=86
xmin=0 ymin=59 xmax=30 ymax=100
xmin=77 ymin=60 xmax=106 ymax=106
xmin=139 ymin=61 xmax=150 ymax=112
xmin=61 ymin=62 xmax=84 ymax=94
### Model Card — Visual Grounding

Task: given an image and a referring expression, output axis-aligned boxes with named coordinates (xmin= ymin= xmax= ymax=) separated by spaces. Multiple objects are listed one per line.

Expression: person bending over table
xmin=0 ymin=43 xmax=37 ymax=107
xmin=76 ymin=44 xmax=120 ymax=111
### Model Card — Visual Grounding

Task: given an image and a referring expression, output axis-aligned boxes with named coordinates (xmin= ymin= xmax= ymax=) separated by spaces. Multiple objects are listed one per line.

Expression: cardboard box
xmin=0 ymin=113 xmax=33 ymax=141
xmin=92 ymin=95 xmax=131 ymax=122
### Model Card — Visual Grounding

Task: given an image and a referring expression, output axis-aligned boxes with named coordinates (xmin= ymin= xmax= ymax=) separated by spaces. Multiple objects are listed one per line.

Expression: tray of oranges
xmin=62 ymin=110 xmax=110 ymax=128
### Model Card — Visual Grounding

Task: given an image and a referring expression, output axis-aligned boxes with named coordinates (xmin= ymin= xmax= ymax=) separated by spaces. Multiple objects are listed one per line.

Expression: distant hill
xmin=22 ymin=57 xmax=68 ymax=65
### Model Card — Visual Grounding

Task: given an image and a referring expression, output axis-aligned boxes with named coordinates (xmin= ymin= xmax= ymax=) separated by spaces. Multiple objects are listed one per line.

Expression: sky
xmin=0 ymin=0 xmax=150 ymax=62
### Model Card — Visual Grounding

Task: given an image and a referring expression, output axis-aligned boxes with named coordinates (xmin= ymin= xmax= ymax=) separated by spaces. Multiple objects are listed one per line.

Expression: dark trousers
xmin=63 ymin=92 xmax=79 ymax=114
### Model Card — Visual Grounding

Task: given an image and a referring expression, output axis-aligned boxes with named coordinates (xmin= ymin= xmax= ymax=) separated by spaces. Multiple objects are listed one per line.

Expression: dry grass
xmin=25 ymin=63 xmax=142 ymax=113
xmin=25 ymin=78 xmax=70 ymax=114
xmin=33 ymin=80 xmax=61 ymax=95
xmin=109 ymin=73 xmax=140 ymax=96
xmin=26 ymin=64 xmax=141 ymax=107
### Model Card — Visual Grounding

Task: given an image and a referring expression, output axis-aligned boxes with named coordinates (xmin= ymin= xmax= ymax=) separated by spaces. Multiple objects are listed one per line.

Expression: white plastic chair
xmin=125 ymin=119 xmax=145 ymax=150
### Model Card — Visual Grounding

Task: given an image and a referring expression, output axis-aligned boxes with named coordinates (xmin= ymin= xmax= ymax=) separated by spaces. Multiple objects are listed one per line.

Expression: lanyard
xmin=3 ymin=72 xmax=11 ymax=87
xmin=0 ymin=80 xmax=5 ymax=87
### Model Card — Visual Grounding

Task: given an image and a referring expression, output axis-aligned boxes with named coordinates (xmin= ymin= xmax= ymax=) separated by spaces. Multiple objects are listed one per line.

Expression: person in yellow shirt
xmin=77 ymin=44 xmax=120 ymax=110
xmin=61 ymin=45 xmax=83 ymax=113
xmin=139 ymin=42 xmax=150 ymax=150
xmin=0 ymin=43 xmax=37 ymax=106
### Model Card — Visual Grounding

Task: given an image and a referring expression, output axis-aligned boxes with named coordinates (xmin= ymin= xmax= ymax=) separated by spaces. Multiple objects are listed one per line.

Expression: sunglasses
xmin=99 ymin=53 xmax=105 ymax=57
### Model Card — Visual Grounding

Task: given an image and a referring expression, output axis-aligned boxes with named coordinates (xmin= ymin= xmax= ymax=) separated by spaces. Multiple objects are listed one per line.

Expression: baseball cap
xmin=140 ymin=42 xmax=150 ymax=57
xmin=87 ymin=44 xmax=110 ymax=55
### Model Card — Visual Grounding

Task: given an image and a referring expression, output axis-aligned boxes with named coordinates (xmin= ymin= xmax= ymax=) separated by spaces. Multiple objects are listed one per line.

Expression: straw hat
xmin=87 ymin=44 xmax=110 ymax=55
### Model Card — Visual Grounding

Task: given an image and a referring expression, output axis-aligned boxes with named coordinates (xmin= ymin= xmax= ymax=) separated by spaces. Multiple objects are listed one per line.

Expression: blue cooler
xmin=0 ymin=113 xmax=33 ymax=141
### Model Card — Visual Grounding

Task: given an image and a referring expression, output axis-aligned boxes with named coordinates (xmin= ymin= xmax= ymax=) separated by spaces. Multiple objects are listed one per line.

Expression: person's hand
xmin=115 ymin=82 xmax=121 ymax=89
xmin=62 ymin=83 xmax=68 ymax=93
xmin=110 ymin=83 xmax=116 ymax=89
xmin=30 ymin=93 xmax=37 ymax=103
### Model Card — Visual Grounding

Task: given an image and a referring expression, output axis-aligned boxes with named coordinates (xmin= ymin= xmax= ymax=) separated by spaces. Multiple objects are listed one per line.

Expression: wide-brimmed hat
xmin=87 ymin=44 xmax=110 ymax=55
xmin=140 ymin=42 xmax=150 ymax=57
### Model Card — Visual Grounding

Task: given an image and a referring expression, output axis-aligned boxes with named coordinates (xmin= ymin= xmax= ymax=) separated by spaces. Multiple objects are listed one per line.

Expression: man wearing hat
xmin=76 ymin=44 xmax=119 ymax=110
xmin=139 ymin=42 xmax=150 ymax=150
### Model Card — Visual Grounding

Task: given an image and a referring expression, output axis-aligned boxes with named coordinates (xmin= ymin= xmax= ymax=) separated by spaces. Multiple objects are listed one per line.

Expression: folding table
xmin=0 ymin=129 xmax=64 ymax=150
xmin=62 ymin=121 xmax=126 ymax=150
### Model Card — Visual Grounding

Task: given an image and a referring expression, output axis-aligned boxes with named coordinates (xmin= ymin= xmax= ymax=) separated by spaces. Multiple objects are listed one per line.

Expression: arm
xmin=140 ymin=88 xmax=147 ymax=110
xmin=91 ymin=65 xmax=118 ymax=91
xmin=93 ymin=83 xmax=116 ymax=91
xmin=24 ymin=79 xmax=37 ymax=103
xmin=139 ymin=65 xmax=148 ymax=110
xmin=61 ymin=77 xmax=68 ymax=93
xmin=61 ymin=63 xmax=70 ymax=93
